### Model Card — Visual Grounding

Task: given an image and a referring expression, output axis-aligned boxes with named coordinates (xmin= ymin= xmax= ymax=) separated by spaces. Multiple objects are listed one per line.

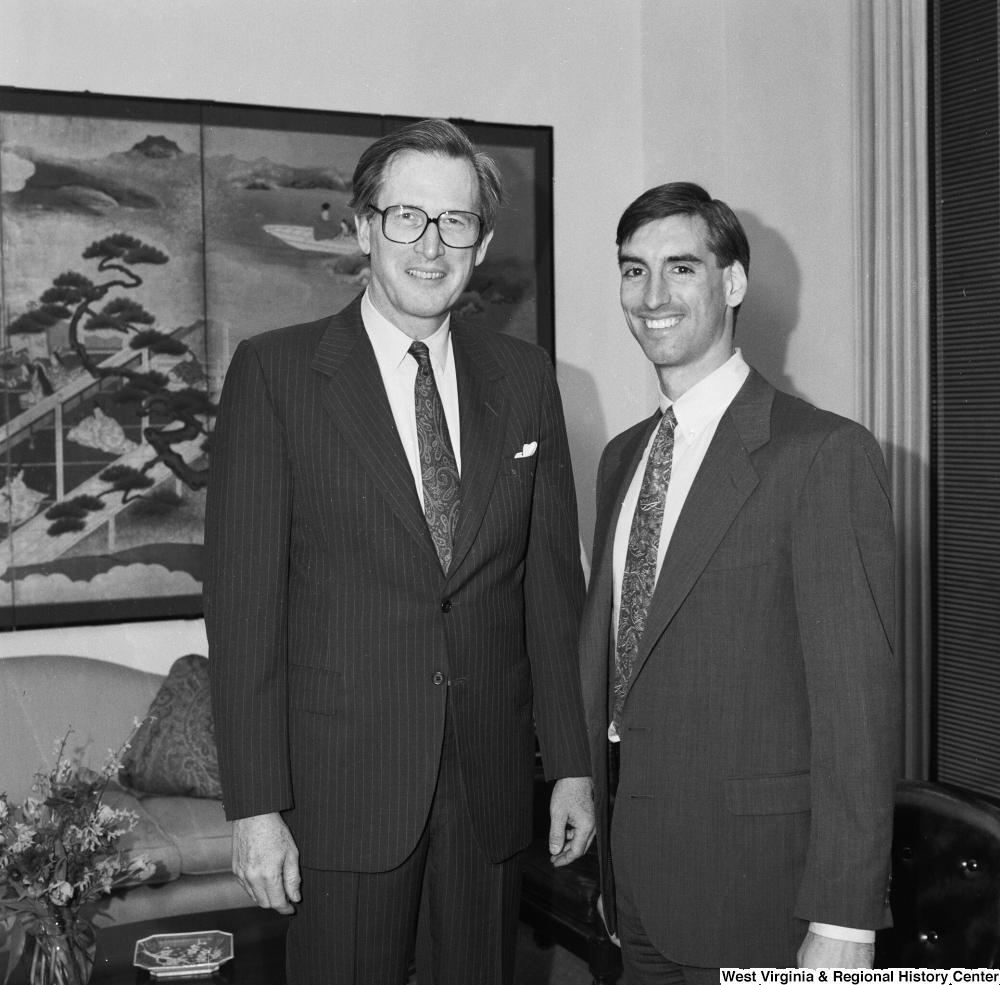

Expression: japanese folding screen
xmin=0 ymin=89 xmax=553 ymax=628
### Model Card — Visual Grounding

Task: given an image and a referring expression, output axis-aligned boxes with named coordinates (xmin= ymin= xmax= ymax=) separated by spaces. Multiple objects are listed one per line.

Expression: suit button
xmin=433 ymin=672 xmax=445 ymax=685
xmin=441 ymin=599 xmax=452 ymax=613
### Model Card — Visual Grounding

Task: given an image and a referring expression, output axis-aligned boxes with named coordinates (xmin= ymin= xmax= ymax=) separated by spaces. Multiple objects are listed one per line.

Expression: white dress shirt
xmin=611 ymin=350 xmax=750 ymax=646
xmin=361 ymin=290 xmax=462 ymax=512
xmin=608 ymin=349 xmax=872 ymax=945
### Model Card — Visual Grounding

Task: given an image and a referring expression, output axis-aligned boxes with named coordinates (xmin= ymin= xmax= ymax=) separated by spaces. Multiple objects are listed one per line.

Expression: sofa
xmin=0 ymin=653 xmax=254 ymax=932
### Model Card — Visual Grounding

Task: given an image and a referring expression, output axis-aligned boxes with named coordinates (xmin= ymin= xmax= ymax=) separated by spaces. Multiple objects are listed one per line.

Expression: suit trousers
xmin=285 ymin=699 xmax=524 ymax=985
xmin=610 ymin=742 xmax=720 ymax=985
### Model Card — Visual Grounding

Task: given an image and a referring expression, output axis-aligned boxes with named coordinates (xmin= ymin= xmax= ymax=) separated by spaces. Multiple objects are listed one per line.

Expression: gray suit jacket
xmin=580 ymin=369 xmax=900 ymax=967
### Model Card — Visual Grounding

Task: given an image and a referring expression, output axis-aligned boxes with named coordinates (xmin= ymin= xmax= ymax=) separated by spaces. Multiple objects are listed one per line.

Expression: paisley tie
xmin=613 ymin=408 xmax=678 ymax=730
xmin=410 ymin=341 xmax=461 ymax=573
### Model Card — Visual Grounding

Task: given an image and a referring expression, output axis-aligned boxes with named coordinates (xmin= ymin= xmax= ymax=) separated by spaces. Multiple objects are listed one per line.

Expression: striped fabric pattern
xmin=285 ymin=709 xmax=523 ymax=984
xmin=204 ymin=295 xmax=589 ymax=872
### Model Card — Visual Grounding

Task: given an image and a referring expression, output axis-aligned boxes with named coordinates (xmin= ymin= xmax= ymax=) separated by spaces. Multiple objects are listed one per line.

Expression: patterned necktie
xmin=613 ymin=407 xmax=678 ymax=730
xmin=410 ymin=341 xmax=461 ymax=573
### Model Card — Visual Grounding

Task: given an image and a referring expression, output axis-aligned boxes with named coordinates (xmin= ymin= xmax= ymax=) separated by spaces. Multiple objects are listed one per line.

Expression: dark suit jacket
xmin=204 ymin=295 xmax=589 ymax=871
xmin=579 ymin=369 xmax=900 ymax=968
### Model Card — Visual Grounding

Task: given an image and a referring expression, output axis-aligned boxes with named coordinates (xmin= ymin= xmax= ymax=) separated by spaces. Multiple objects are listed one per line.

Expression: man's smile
xmin=406 ymin=268 xmax=447 ymax=280
xmin=641 ymin=314 xmax=683 ymax=329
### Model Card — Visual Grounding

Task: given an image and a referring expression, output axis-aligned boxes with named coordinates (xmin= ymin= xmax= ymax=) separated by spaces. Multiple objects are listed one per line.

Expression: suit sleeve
xmin=580 ymin=437 xmax=619 ymax=741
xmin=523 ymin=357 xmax=591 ymax=781
xmin=792 ymin=425 xmax=901 ymax=928
xmin=204 ymin=339 xmax=295 ymax=821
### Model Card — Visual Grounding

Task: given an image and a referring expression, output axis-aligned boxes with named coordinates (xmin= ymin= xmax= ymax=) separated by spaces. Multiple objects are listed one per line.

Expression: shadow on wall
xmin=557 ymin=360 xmax=608 ymax=569
xmin=734 ymin=211 xmax=807 ymax=402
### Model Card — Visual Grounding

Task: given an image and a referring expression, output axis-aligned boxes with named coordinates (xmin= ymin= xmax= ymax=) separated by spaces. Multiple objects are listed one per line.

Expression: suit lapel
xmin=625 ymin=370 xmax=774 ymax=699
xmin=311 ymin=297 xmax=439 ymax=567
xmin=448 ymin=321 xmax=508 ymax=577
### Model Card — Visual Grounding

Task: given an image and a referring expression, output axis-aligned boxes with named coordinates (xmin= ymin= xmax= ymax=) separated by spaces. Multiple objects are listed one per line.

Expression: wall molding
xmin=854 ymin=0 xmax=931 ymax=779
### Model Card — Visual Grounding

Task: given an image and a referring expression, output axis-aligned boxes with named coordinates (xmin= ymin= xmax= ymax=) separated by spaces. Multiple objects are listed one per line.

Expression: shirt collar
xmin=659 ymin=349 xmax=750 ymax=439
xmin=361 ymin=288 xmax=452 ymax=375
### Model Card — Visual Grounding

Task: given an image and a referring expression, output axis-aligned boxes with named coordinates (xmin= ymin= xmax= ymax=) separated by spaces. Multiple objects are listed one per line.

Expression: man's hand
xmin=232 ymin=812 xmax=301 ymax=914
xmin=549 ymin=776 xmax=595 ymax=867
xmin=597 ymin=894 xmax=621 ymax=947
xmin=797 ymin=931 xmax=874 ymax=969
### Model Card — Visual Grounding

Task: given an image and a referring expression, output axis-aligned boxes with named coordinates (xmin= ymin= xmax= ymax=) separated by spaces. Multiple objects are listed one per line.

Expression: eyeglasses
xmin=369 ymin=204 xmax=483 ymax=249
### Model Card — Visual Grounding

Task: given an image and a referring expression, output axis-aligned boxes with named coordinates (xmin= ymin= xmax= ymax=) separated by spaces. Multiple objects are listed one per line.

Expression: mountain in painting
xmin=128 ymin=135 xmax=184 ymax=159
xmin=219 ymin=155 xmax=352 ymax=192
xmin=3 ymin=138 xmax=352 ymax=216
xmin=4 ymin=150 xmax=162 ymax=212
xmin=1 ymin=137 xmax=202 ymax=215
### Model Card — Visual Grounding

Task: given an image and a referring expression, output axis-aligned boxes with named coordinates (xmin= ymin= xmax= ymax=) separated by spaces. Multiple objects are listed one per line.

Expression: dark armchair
xmin=876 ymin=780 xmax=1000 ymax=968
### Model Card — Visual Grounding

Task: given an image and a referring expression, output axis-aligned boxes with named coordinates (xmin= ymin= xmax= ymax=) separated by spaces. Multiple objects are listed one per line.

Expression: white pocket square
xmin=514 ymin=441 xmax=537 ymax=459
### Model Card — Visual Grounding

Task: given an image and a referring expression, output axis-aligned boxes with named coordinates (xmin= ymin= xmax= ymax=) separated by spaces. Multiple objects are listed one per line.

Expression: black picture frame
xmin=0 ymin=86 xmax=554 ymax=630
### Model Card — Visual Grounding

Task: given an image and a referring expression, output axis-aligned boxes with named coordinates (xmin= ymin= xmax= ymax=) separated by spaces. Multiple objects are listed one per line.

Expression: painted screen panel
xmin=0 ymin=102 xmax=207 ymax=627
xmin=200 ymin=106 xmax=380 ymax=393
xmin=0 ymin=90 xmax=554 ymax=630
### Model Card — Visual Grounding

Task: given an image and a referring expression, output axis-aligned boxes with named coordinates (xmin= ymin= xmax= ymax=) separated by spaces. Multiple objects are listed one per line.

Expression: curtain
xmin=854 ymin=0 xmax=930 ymax=780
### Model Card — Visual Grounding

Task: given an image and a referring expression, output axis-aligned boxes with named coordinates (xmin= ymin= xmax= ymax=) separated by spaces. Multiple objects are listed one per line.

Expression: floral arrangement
xmin=0 ymin=730 xmax=154 ymax=984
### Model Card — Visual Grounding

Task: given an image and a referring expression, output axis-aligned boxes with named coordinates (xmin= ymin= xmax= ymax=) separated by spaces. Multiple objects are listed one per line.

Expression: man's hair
xmin=349 ymin=119 xmax=505 ymax=235
xmin=616 ymin=180 xmax=750 ymax=281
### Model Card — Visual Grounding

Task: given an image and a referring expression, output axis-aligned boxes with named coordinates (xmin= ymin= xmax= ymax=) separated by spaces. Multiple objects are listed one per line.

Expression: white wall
xmin=0 ymin=0 xmax=651 ymax=555
xmin=1 ymin=0 xmax=862 ymax=663
xmin=642 ymin=0 xmax=859 ymax=418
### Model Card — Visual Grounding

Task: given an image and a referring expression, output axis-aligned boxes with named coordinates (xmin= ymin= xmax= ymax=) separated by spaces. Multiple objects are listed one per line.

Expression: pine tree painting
xmin=7 ymin=233 xmax=214 ymax=539
xmin=0 ymin=108 xmax=208 ymax=622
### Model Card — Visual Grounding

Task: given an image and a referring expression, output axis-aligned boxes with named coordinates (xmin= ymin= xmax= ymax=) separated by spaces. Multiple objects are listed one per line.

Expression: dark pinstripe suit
xmin=204 ymin=295 xmax=588 ymax=974
xmin=580 ymin=370 xmax=901 ymax=970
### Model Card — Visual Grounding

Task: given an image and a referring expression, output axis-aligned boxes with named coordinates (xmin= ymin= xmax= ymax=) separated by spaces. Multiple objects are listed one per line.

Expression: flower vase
xmin=28 ymin=918 xmax=97 ymax=985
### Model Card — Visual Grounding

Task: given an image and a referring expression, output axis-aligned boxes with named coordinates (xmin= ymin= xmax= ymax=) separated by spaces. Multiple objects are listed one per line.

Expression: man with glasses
xmin=205 ymin=119 xmax=593 ymax=984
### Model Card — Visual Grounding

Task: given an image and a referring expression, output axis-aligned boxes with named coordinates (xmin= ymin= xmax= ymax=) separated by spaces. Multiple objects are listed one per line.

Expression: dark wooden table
xmin=520 ymin=775 xmax=623 ymax=985
xmin=2 ymin=909 xmax=290 ymax=985
xmin=97 ymin=909 xmax=288 ymax=984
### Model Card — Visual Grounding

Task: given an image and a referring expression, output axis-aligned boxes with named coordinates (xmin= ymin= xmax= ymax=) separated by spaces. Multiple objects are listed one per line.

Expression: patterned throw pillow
xmin=119 ymin=654 xmax=222 ymax=799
